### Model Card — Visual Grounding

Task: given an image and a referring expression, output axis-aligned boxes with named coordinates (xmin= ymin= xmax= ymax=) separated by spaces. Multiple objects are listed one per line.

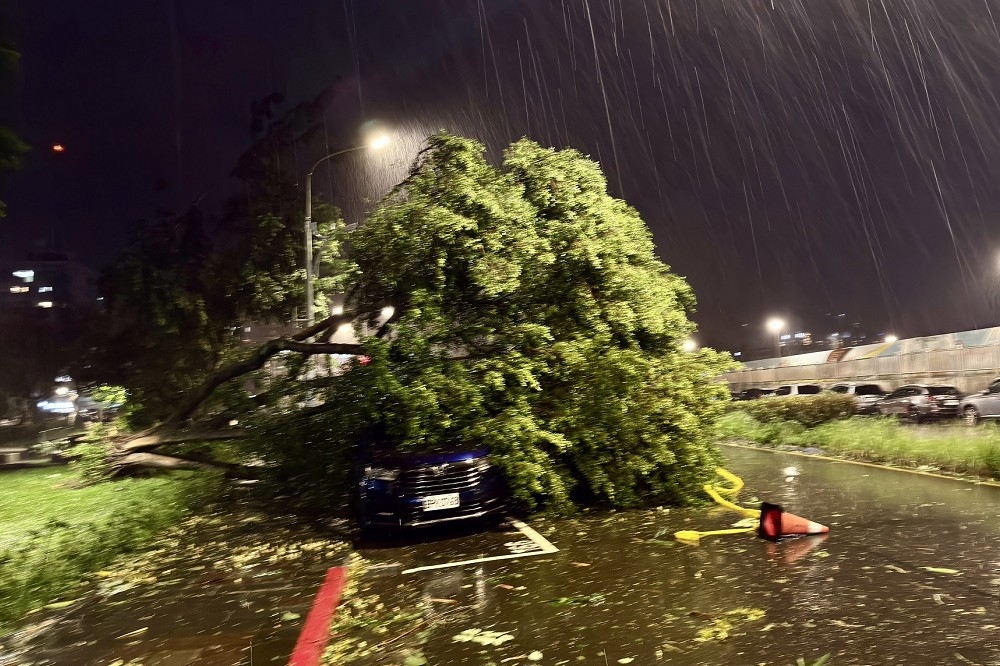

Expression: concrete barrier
xmin=725 ymin=345 xmax=1000 ymax=394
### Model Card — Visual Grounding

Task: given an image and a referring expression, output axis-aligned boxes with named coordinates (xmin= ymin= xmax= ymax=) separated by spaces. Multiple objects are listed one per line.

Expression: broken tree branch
xmin=123 ymin=427 xmax=250 ymax=452
xmin=164 ymin=309 xmax=375 ymax=427
xmin=115 ymin=451 xmax=254 ymax=477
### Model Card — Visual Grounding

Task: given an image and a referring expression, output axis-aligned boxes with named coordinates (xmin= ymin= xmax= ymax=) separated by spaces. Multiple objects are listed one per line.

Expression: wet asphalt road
xmin=0 ymin=509 xmax=349 ymax=666
xmin=5 ymin=445 xmax=1000 ymax=665
xmin=347 ymin=445 xmax=1000 ymax=665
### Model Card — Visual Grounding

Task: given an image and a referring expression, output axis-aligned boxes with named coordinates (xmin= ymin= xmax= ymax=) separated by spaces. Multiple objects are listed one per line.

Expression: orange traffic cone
xmin=758 ymin=502 xmax=829 ymax=542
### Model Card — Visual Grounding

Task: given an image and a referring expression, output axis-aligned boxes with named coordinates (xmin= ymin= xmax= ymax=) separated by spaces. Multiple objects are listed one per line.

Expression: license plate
xmin=423 ymin=493 xmax=460 ymax=511
xmin=944 ymin=400 xmax=958 ymax=405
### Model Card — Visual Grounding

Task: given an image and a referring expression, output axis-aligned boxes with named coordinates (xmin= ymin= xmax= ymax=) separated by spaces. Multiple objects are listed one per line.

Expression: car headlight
xmin=364 ymin=466 xmax=401 ymax=482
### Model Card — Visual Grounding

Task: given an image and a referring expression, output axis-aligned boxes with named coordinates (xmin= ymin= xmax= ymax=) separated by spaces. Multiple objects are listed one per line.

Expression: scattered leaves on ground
xmin=549 ymin=594 xmax=604 ymax=606
xmin=324 ymin=555 xmax=468 ymax=665
xmin=693 ymin=607 xmax=766 ymax=642
xmin=452 ymin=628 xmax=515 ymax=646
xmin=41 ymin=599 xmax=78 ymax=611
xmin=116 ymin=626 xmax=148 ymax=640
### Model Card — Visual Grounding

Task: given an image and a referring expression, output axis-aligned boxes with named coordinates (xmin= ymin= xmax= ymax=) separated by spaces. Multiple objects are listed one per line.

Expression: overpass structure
xmin=724 ymin=326 xmax=1000 ymax=394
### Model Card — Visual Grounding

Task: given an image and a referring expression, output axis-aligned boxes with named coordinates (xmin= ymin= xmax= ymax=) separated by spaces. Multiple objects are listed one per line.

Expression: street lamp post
xmin=766 ymin=317 xmax=785 ymax=364
xmin=303 ymin=134 xmax=390 ymax=326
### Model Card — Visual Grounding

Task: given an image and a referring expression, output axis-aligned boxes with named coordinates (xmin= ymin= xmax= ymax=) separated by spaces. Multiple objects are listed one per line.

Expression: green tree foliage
xmin=257 ymin=133 xmax=736 ymax=512
xmin=310 ymin=201 xmax=354 ymax=315
xmin=728 ymin=393 xmax=855 ymax=428
xmin=93 ymin=207 xmax=233 ymax=425
xmin=217 ymin=200 xmax=346 ymax=323
xmin=213 ymin=87 xmax=352 ymax=324
xmin=90 ymin=384 xmax=127 ymax=407
xmin=88 ymin=88 xmax=349 ymax=425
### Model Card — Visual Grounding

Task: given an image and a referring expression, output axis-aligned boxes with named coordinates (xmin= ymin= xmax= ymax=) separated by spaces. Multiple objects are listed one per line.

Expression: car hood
xmin=363 ymin=446 xmax=491 ymax=467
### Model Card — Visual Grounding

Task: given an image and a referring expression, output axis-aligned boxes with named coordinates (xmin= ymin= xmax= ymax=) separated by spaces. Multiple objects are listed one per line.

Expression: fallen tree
xmin=97 ymin=308 xmax=383 ymax=476
xmin=99 ymin=132 xmax=735 ymax=512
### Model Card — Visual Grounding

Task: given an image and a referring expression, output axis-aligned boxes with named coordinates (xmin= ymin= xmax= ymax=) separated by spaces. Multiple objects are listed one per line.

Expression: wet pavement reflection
xmin=0 ymin=508 xmax=350 ymax=665
xmin=4 ymin=446 xmax=1000 ymax=665
xmin=345 ymin=446 xmax=1000 ymax=665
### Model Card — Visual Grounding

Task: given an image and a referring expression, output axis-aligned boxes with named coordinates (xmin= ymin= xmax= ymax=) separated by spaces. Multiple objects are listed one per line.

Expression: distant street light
xmin=884 ymin=334 xmax=898 ymax=344
xmin=52 ymin=144 xmax=65 ymax=153
xmin=303 ymin=132 xmax=391 ymax=326
xmin=766 ymin=317 xmax=785 ymax=363
xmin=682 ymin=338 xmax=698 ymax=353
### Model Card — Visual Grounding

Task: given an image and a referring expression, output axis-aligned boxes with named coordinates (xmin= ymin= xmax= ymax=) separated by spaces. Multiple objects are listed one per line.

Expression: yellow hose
xmin=674 ymin=468 xmax=760 ymax=544
xmin=712 ymin=467 xmax=745 ymax=496
xmin=674 ymin=527 xmax=756 ymax=544
xmin=702 ymin=484 xmax=760 ymax=518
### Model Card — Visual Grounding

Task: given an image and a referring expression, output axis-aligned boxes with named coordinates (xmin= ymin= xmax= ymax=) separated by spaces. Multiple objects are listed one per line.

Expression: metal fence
xmin=724 ymin=345 xmax=1000 ymax=393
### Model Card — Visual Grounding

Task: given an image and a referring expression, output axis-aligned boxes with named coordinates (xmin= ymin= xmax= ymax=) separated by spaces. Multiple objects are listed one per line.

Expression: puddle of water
xmin=335 ymin=448 xmax=1000 ymax=664
xmin=8 ymin=447 xmax=1000 ymax=664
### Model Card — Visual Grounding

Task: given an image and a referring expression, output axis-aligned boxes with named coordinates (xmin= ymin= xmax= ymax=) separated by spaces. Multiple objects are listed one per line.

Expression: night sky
xmin=3 ymin=0 xmax=1000 ymax=353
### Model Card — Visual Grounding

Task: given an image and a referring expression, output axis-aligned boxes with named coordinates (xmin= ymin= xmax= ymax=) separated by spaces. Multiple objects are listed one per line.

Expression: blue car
xmin=354 ymin=445 xmax=508 ymax=532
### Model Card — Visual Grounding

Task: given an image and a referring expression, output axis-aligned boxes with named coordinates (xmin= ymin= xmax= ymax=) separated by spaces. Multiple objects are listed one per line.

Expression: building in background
xmin=0 ymin=253 xmax=99 ymax=405
xmin=0 ymin=252 xmax=98 ymax=328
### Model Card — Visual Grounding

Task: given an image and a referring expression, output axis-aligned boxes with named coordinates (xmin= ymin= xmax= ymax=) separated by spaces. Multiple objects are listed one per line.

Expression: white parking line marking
xmin=400 ymin=519 xmax=558 ymax=574
xmin=508 ymin=518 xmax=558 ymax=554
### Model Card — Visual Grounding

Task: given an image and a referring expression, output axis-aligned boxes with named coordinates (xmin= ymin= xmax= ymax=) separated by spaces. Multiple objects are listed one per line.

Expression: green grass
xmin=717 ymin=412 xmax=1000 ymax=479
xmin=0 ymin=468 xmax=221 ymax=634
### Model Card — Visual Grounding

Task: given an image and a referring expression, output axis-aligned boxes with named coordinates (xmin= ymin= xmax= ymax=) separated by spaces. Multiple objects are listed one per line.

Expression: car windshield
xmin=799 ymin=385 xmax=821 ymax=395
xmin=928 ymin=387 xmax=959 ymax=396
xmin=774 ymin=386 xmax=791 ymax=395
xmin=856 ymin=385 xmax=884 ymax=395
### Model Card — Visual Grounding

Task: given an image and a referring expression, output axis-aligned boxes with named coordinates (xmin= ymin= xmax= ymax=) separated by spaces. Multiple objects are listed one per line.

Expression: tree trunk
xmin=114 ymin=451 xmax=254 ymax=477
xmin=123 ymin=428 xmax=250 ymax=452
xmin=109 ymin=305 xmax=393 ymax=478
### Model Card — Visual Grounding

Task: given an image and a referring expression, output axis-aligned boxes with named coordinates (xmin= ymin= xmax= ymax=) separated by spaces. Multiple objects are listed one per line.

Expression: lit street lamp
xmin=766 ymin=317 xmax=785 ymax=362
xmin=884 ymin=334 xmax=898 ymax=344
xmin=303 ymin=132 xmax=390 ymax=326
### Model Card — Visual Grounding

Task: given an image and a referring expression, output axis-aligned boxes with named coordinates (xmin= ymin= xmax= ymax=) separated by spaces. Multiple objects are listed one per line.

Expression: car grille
xmin=360 ymin=457 xmax=508 ymax=528
xmin=396 ymin=459 xmax=486 ymax=496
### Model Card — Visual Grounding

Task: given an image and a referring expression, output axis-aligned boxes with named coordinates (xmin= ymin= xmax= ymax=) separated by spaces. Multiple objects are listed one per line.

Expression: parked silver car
xmin=770 ymin=384 xmax=822 ymax=397
xmin=827 ymin=382 xmax=887 ymax=415
xmin=732 ymin=387 xmax=775 ymax=401
xmin=878 ymin=384 xmax=961 ymax=422
xmin=958 ymin=378 xmax=1000 ymax=425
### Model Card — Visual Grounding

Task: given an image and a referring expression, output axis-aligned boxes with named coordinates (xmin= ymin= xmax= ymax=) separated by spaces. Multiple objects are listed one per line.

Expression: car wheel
xmin=907 ymin=406 xmax=923 ymax=424
xmin=349 ymin=481 xmax=371 ymax=536
xmin=964 ymin=406 xmax=981 ymax=426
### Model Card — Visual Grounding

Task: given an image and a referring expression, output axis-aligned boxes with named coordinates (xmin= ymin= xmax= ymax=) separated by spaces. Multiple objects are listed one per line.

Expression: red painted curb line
xmin=288 ymin=566 xmax=349 ymax=666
